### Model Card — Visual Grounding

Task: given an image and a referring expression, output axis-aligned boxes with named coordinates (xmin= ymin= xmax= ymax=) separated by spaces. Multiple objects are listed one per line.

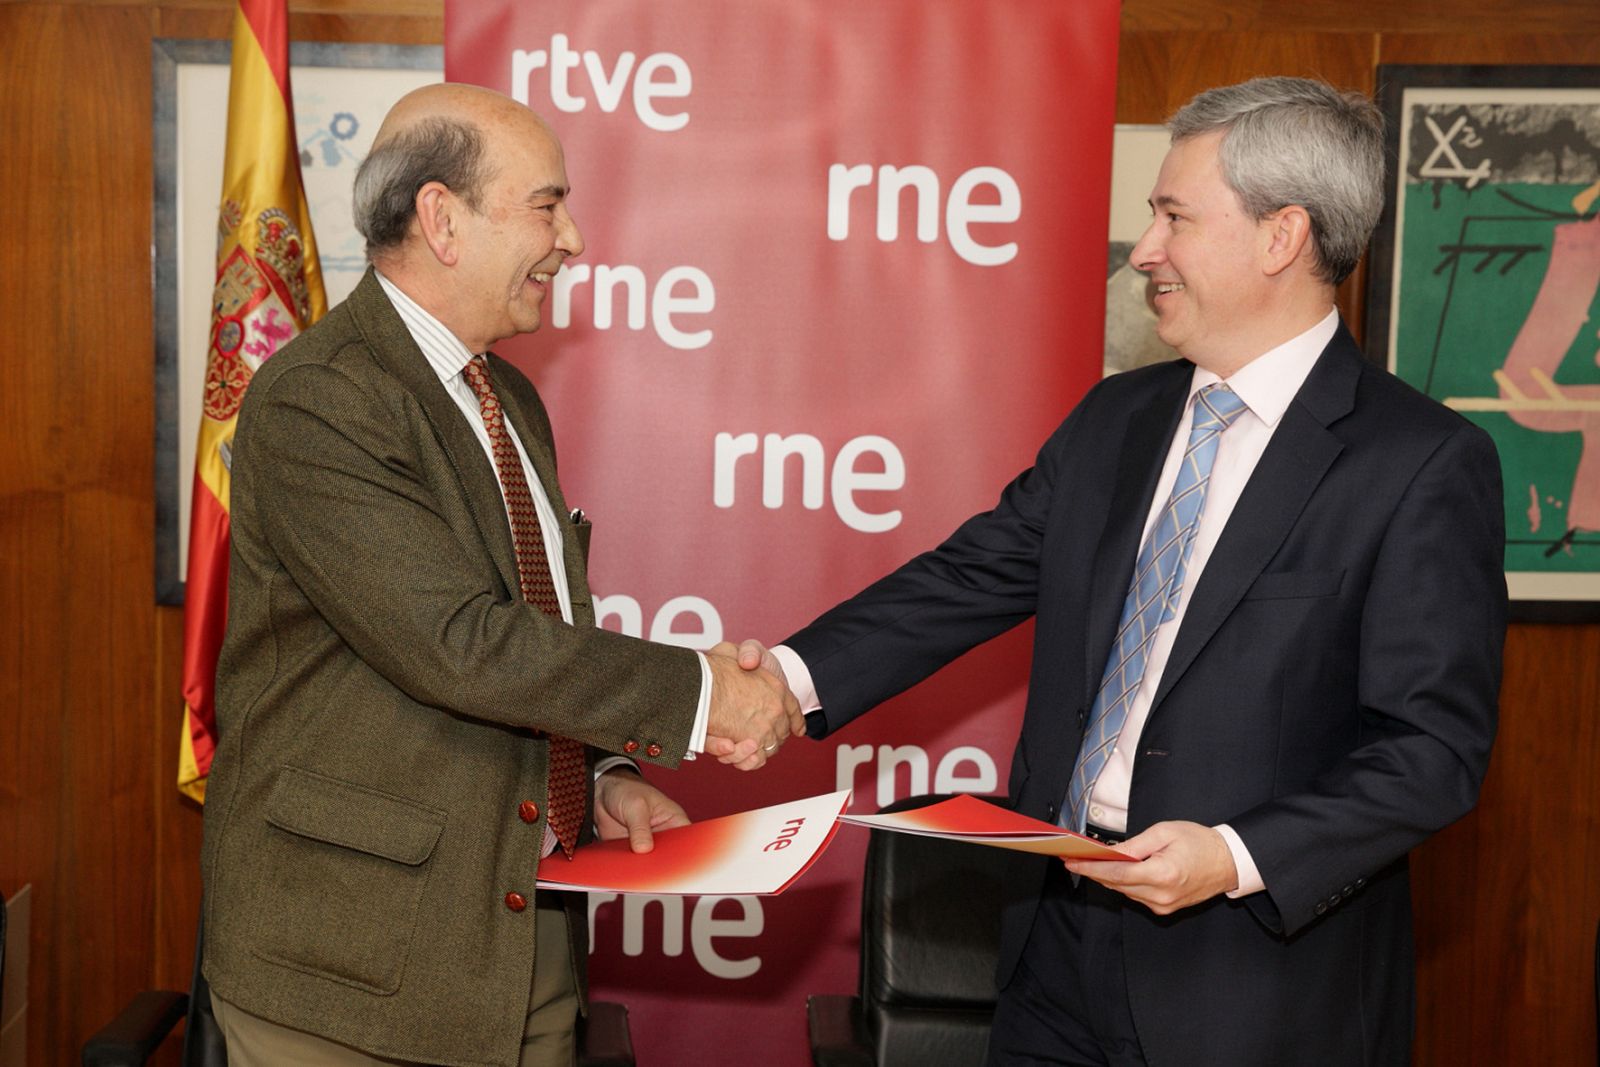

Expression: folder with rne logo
xmin=535 ymin=789 xmax=852 ymax=895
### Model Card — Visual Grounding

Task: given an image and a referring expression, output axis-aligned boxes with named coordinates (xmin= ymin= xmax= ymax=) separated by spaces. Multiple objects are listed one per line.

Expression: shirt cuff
xmin=771 ymin=644 xmax=821 ymax=713
xmin=593 ymin=756 xmax=636 ymax=780
xmin=577 ymin=758 xmax=638 ymax=858
xmin=1214 ymin=823 xmax=1265 ymax=898
xmin=681 ymin=649 xmax=712 ymax=759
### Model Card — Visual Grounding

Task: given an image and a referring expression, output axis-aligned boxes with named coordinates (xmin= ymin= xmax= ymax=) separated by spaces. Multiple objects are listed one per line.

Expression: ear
xmin=413 ymin=181 xmax=460 ymax=267
xmin=1260 ymin=205 xmax=1313 ymax=277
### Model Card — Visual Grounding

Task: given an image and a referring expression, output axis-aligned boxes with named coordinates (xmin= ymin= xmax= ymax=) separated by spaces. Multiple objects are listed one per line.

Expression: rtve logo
xmin=511 ymin=34 xmax=691 ymax=132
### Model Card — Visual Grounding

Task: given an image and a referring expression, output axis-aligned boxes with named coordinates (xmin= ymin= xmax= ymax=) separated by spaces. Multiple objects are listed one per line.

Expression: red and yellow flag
xmin=179 ymin=0 xmax=326 ymax=802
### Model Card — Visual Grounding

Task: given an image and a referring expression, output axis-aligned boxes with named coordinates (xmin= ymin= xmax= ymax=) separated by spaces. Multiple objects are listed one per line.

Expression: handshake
xmin=704 ymin=639 xmax=806 ymax=770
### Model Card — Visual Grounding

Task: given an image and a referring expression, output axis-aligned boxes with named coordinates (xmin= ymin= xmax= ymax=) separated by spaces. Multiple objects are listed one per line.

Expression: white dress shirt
xmin=374 ymin=273 xmax=710 ymax=821
xmin=776 ymin=308 xmax=1339 ymax=898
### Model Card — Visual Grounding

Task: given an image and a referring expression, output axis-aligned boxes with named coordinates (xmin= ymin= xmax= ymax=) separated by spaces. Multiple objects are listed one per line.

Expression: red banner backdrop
xmin=446 ymin=1 xmax=1118 ymax=1060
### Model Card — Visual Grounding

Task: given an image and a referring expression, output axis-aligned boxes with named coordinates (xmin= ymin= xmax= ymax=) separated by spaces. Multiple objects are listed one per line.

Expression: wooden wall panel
xmin=1413 ymin=625 xmax=1600 ymax=1063
xmin=1115 ymin=30 xmax=1375 ymax=124
xmin=0 ymin=2 xmax=439 ymax=1061
xmin=0 ymin=490 xmax=69 ymax=1062
xmin=152 ymin=6 xmax=442 ymax=43
xmin=1379 ymin=31 xmax=1600 ymax=66
xmin=152 ymin=607 xmax=199 ymax=990
xmin=1 ymin=0 xmax=1596 ymax=1063
xmin=1124 ymin=0 xmax=1600 ymax=35
xmin=0 ymin=4 xmax=162 ymax=1061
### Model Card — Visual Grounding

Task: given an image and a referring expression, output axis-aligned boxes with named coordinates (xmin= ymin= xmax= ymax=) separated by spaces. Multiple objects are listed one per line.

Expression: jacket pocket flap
xmin=266 ymin=766 xmax=445 ymax=866
xmin=1243 ymin=569 xmax=1345 ymax=601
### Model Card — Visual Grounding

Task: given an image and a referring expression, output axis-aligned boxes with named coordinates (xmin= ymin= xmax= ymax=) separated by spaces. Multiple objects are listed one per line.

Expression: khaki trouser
xmin=212 ymin=901 xmax=577 ymax=1067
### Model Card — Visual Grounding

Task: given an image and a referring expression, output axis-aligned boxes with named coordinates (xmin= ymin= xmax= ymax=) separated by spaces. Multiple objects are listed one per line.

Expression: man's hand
xmin=703 ymin=641 xmax=805 ymax=770
xmin=704 ymin=638 xmax=801 ymax=769
xmin=594 ymin=768 xmax=690 ymax=853
xmin=1063 ymin=821 xmax=1238 ymax=914
xmin=733 ymin=638 xmax=785 ymax=683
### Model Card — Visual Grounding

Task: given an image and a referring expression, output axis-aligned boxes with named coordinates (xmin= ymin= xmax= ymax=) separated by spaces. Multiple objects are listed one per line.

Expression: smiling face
xmin=1129 ymin=131 xmax=1275 ymax=373
xmin=451 ymin=109 xmax=585 ymax=352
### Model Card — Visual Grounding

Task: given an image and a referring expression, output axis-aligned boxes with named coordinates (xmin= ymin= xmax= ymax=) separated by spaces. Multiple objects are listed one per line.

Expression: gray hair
xmin=1168 ymin=76 xmax=1384 ymax=285
xmin=352 ymin=117 xmax=492 ymax=258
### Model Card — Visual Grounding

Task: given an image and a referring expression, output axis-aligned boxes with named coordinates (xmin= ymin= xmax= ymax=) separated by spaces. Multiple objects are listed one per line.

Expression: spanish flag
xmin=179 ymin=0 xmax=326 ymax=802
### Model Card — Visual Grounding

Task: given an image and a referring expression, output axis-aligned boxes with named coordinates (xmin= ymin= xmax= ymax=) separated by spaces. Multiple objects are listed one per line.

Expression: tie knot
xmin=462 ymin=355 xmax=494 ymax=400
xmin=1192 ymin=383 xmax=1247 ymax=433
xmin=462 ymin=356 xmax=504 ymax=420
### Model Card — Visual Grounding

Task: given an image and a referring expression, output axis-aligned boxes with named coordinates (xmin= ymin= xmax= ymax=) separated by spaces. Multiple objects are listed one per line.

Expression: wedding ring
xmin=763 ymin=742 xmax=778 ymax=753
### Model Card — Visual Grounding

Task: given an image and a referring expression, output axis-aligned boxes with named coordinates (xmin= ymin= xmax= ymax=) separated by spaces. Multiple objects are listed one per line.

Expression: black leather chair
xmin=83 ymin=918 xmax=636 ymax=1066
xmin=81 ymin=927 xmax=221 ymax=1067
xmin=807 ymin=793 xmax=1030 ymax=1067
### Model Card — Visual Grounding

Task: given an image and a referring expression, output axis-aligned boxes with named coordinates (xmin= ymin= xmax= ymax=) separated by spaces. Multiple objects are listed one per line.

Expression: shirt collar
xmin=374 ymin=270 xmax=479 ymax=386
xmin=1188 ymin=308 xmax=1338 ymax=429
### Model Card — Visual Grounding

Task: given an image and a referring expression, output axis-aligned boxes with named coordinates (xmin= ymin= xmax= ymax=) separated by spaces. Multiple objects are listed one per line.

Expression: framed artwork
xmin=1105 ymin=124 xmax=1175 ymax=378
xmin=152 ymin=38 xmax=442 ymax=604
xmin=1366 ymin=65 xmax=1600 ymax=622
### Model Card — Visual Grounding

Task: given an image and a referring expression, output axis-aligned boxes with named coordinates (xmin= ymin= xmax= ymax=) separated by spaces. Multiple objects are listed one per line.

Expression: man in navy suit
xmin=731 ymin=77 xmax=1506 ymax=1065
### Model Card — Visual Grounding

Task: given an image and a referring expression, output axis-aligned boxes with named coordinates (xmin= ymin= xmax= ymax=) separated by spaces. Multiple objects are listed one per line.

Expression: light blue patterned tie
xmin=1065 ymin=383 xmax=1248 ymax=833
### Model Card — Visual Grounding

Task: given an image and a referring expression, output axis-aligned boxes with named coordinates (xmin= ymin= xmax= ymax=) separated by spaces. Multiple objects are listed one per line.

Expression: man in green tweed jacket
xmin=200 ymin=83 xmax=802 ymax=1067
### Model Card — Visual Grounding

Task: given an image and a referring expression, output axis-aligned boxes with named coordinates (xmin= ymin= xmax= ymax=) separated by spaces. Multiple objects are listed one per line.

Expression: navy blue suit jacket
xmin=787 ymin=326 xmax=1505 ymax=1065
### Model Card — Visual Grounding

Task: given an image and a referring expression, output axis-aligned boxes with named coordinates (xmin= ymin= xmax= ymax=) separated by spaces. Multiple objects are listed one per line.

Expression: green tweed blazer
xmin=200 ymin=269 xmax=701 ymax=1066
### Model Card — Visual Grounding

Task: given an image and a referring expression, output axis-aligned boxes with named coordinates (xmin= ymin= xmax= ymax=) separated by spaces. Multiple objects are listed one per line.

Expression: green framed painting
xmin=1367 ymin=64 xmax=1600 ymax=622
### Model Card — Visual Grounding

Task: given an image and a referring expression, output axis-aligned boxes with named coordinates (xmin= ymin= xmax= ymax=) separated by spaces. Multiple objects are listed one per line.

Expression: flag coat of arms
xmin=179 ymin=0 xmax=326 ymax=802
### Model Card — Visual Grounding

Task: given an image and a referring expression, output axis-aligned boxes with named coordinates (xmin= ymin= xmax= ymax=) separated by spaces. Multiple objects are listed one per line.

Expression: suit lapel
xmin=487 ymin=354 xmax=592 ymax=611
xmin=1149 ymin=328 xmax=1361 ymax=713
xmin=1084 ymin=365 xmax=1192 ymax=706
xmin=347 ymin=270 xmax=523 ymax=600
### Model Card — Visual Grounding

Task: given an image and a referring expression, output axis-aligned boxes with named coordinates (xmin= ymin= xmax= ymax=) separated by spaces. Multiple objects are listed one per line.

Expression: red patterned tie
xmin=462 ymin=356 xmax=587 ymax=858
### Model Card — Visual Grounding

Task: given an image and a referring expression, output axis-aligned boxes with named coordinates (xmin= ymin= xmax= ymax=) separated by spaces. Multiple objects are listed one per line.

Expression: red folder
xmin=536 ymin=789 xmax=852 ymax=895
xmin=838 ymin=794 xmax=1134 ymax=860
